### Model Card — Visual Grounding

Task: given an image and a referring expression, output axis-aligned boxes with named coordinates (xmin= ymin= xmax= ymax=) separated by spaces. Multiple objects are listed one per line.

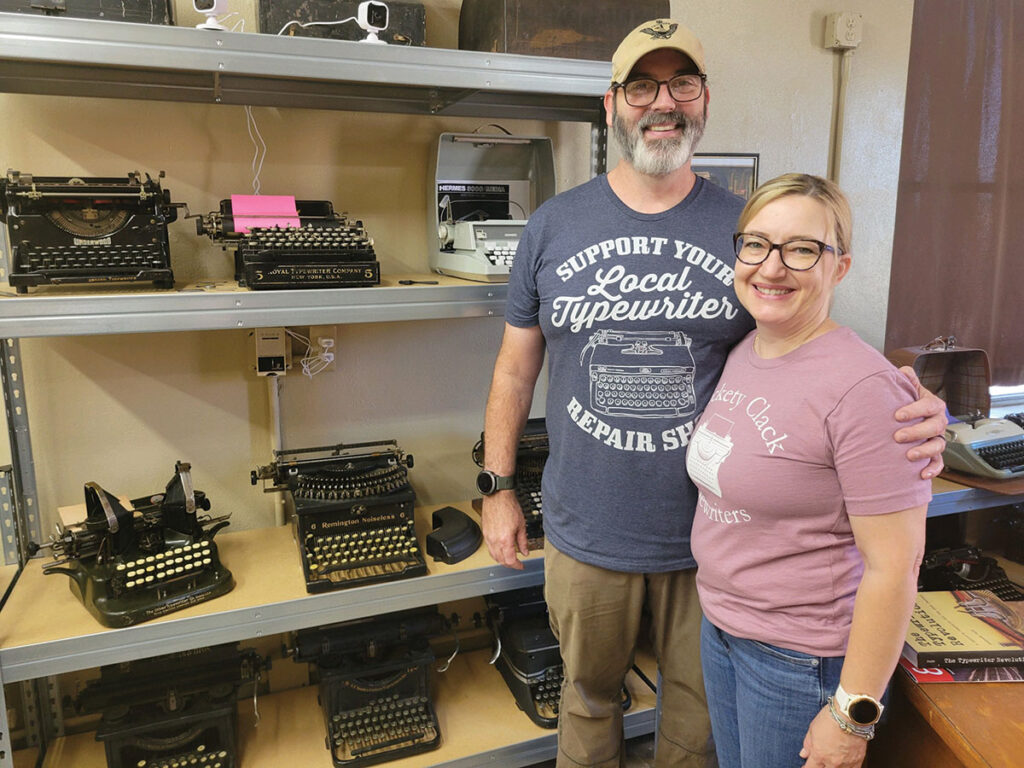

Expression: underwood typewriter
xmin=292 ymin=609 xmax=445 ymax=767
xmin=252 ymin=440 xmax=426 ymax=593
xmin=30 ymin=461 xmax=234 ymax=627
xmin=75 ymin=643 xmax=263 ymax=768
xmin=473 ymin=417 xmax=547 ymax=550
xmin=485 ymin=587 xmax=632 ymax=729
xmin=579 ymin=329 xmax=697 ymax=419
xmin=195 ymin=199 xmax=379 ymax=289
xmin=0 ymin=169 xmax=179 ymax=293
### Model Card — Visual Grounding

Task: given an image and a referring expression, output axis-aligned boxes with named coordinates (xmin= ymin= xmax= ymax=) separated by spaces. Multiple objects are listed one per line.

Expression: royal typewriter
xmin=75 ymin=643 xmax=263 ymax=768
xmin=0 ymin=169 xmax=179 ymax=293
xmin=485 ymin=587 xmax=632 ymax=729
xmin=195 ymin=198 xmax=379 ymax=289
xmin=292 ymin=609 xmax=445 ymax=767
xmin=30 ymin=461 xmax=234 ymax=627
xmin=473 ymin=417 xmax=547 ymax=550
xmin=252 ymin=440 xmax=426 ymax=593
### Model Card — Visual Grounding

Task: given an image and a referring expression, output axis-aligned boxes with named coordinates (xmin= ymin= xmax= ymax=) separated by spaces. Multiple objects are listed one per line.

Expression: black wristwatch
xmin=476 ymin=469 xmax=516 ymax=496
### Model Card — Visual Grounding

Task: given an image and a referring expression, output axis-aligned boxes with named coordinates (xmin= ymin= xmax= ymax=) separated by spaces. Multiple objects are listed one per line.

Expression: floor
xmin=525 ymin=732 xmax=657 ymax=768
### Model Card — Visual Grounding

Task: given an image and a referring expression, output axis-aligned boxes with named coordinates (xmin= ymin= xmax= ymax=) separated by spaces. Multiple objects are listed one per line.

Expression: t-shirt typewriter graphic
xmin=579 ymin=330 xmax=697 ymax=419
xmin=688 ymin=413 xmax=735 ymax=497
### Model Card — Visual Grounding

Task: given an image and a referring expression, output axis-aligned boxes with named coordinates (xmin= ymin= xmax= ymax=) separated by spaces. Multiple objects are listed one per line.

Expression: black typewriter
xmin=0 ymin=169 xmax=179 ymax=293
xmin=292 ymin=609 xmax=445 ymax=767
xmin=473 ymin=417 xmax=547 ymax=550
xmin=196 ymin=198 xmax=379 ymax=289
xmin=30 ymin=461 xmax=234 ymax=627
xmin=75 ymin=642 xmax=263 ymax=768
xmin=252 ymin=440 xmax=427 ymax=593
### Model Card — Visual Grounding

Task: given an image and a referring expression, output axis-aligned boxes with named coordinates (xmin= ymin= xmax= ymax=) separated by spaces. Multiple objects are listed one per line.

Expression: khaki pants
xmin=545 ymin=542 xmax=714 ymax=768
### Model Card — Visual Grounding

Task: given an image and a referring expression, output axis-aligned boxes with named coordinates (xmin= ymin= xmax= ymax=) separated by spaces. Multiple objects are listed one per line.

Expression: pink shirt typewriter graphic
xmin=687 ymin=413 xmax=734 ymax=496
xmin=578 ymin=329 xmax=697 ymax=419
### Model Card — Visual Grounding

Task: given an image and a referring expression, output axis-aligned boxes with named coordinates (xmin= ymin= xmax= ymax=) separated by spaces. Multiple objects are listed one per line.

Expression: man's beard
xmin=612 ymin=104 xmax=706 ymax=176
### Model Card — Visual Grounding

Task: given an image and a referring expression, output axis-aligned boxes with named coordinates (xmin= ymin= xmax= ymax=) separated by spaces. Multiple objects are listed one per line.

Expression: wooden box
xmin=459 ymin=0 xmax=670 ymax=61
xmin=0 ymin=0 xmax=172 ymax=24
xmin=259 ymin=0 xmax=426 ymax=46
xmin=886 ymin=336 xmax=991 ymax=419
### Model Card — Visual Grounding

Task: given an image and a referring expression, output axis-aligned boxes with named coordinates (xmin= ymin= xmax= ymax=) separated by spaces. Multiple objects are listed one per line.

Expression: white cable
xmin=244 ymin=105 xmax=267 ymax=195
xmin=284 ymin=329 xmax=334 ymax=379
xmin=277 ymin=16 xmax=357 ymax=36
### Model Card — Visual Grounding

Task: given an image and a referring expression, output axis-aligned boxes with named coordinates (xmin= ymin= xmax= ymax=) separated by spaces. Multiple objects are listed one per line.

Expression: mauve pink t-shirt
xmin=687 ymin=326 xmax=932 ymax=656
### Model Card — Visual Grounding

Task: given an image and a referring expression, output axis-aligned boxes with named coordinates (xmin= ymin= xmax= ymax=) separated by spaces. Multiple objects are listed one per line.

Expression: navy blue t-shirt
xmin=506 ymin=174 xmax=754 ymax=572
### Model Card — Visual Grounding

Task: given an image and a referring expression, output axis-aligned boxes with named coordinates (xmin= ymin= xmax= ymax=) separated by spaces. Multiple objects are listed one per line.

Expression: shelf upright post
xmin=591 ymin=118 xmax=608 ymax=177
xmin=0 ymin=338 xmax=41 ymax=565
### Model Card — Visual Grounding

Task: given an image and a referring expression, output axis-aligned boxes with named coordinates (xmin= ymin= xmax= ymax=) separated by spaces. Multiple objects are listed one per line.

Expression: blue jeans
xmin=700 ymin=618 xmax=843 ymax=768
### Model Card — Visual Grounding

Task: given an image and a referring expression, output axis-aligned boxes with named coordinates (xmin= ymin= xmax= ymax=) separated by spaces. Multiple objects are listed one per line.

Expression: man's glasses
xmin=732 ymin=233 xmax=836 ymax=271
xmin=613 ymin=74 xmax=706 ymax=107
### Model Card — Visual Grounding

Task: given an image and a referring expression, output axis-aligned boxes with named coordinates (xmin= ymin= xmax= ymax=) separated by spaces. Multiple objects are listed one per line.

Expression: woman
xmin=686 ymin=173 xmax=931 ymax=768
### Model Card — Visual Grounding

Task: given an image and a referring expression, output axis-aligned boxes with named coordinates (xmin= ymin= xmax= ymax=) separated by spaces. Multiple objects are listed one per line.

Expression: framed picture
xmin=691 ymin=153 xmax=760 ymax=200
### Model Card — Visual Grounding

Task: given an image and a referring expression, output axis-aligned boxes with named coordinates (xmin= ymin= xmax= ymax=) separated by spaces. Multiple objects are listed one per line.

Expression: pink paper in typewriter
xmin=230 ymin=194 xmax=300 ymax=233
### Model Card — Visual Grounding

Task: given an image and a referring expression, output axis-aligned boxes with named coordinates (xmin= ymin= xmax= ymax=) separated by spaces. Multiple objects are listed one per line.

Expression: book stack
xmin=901 ymin=589 xmax=1024 ymax=683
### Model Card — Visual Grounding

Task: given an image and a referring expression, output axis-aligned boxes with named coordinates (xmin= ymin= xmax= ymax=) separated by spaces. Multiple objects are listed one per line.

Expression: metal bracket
xmin=0 ymin=339 xmax=40 ymax=565
xmin=590 ymin=120 xmax=608 ymax=177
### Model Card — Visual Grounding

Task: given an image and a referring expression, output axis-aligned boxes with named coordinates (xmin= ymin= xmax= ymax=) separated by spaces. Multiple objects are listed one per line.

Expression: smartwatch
xmin=476 ymin=469 xmax=516 ymax=496
xmin=834 ymin=683 xmax=883 ymax=727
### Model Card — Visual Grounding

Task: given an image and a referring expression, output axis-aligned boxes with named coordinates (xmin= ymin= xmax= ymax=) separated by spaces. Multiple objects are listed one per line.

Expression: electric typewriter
xmin=473 ymin=417 xmax=547 ymax=550
xmin=195 ymin=198 xmax=379 ymax=289
xmin=292 ymin=608 xmax=445 ymax=767
xmin=251 ymin=440 xmax=427 ymax=593
xmin=75 ymin=642 xmax=263 ymax=768
xmin=30 ymin=461 xmax=234 ymax=627
xmin=942 ymin=415 xmax=1024 ymax=480
xmin=0 ymin=169 xmax=179 ymax=293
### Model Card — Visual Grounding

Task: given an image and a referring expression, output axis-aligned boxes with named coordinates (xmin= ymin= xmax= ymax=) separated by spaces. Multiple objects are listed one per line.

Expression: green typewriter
xmin=32 ymin=461 xmax=234 ymax=628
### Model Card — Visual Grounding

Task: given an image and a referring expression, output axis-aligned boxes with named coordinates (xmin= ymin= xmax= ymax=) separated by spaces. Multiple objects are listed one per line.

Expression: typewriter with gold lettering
xmin=252 ymin=440 xmax=426 ymax=593
xmin=473 ymin=417 xmax=547 ymax=550
xmin=30 ymin=461 xmax=234 ymax=627
xmin=195 ymin=198 xmax=379 ymax=289
xmin=0 ymin=169 xmax=179 ymax=293
xmin=292 ymin=609 xmax=444 ymax=767
xmin=75 ymin=642 xmax=263 ymax=768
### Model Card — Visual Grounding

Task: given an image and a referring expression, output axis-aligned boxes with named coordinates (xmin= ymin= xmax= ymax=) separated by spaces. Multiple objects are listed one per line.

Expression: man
xmin=479 ymin=19 xmax=946 ymax=768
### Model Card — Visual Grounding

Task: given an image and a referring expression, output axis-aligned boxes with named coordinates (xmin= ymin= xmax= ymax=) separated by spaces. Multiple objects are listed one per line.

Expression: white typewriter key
xmin=126 ymin=581 xmax=135 ymax=588
xmin=116 ymin=563 xmax=127 ymax=571
xmin=202 ymin=558 xmax=212 ymax=566
xmin=146 ymin=575 xmax=155 ymax=583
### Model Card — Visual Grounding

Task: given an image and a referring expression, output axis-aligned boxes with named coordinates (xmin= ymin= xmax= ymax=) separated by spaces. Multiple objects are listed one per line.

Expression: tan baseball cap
xmin=611 ymin=19 xmax=706 ymax=84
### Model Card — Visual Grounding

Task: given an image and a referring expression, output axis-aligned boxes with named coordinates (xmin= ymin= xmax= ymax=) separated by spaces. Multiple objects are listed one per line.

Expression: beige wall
xmin=0 ymin=0 xmax=913 ymax=536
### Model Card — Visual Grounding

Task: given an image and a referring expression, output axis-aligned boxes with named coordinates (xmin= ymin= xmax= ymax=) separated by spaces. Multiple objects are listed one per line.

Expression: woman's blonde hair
xmin=736 ymin=173 xmax=852 ymax=255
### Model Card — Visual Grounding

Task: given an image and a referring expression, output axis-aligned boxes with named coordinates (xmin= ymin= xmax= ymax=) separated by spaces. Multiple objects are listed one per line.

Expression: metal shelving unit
xmin=0 ymin=13 xmax=611 ymax=768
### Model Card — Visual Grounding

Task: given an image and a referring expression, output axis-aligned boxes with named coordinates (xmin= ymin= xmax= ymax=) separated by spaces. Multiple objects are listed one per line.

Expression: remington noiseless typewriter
xmin=473 ymin=417 xmax=547 ymax=550
xmin=196 ymin=198 xmax=379 ymax=289
xmin=252 ymin=440 xmax=427 ymax=593
xmin=75 ymin=642 xmax=262 ymax=768
xmin=292 ymin=609 xmax=444 ymax=767
xmin=0 ymin=169 xmax=179 ymax=293
xmin=30 ymin=461 xmax=234 ymax=627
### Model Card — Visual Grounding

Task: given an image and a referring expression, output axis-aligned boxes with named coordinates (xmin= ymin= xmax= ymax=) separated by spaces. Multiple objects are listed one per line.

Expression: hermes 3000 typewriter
xmin=75 ymin=642 xmax=263 ymax=768
xmin=196 ymin=198 xmax=379 ymax=289
xmin=30 ymin=461 xmax=234 ymax=627
xmin=0 ymin=169 xmax=179 ymax=293
xmin=252 ymin=440 xmax=427 ymax=593
xmin=292 ymin=609 xmax=445 ymax=767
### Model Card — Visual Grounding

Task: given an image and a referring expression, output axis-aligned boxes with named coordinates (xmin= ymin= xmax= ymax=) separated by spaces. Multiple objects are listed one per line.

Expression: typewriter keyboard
xmin=115 ymin=542 xmax=214 ymax=592
xmin=976 ymin=438 xmax=1024 ymax=473
xmin=20 ymin=244 xmax=167 ymax=271
xmin=242 ymin=225 xmax=372 ymax=257
xmin=484 ymin=247 xmax=515 ymax=267
xmin=531 ymin=667 xmax=563 ymax=722
xmin=592 ymin=369 xmax=695 ymax=416
xmin=305 ymin=522 xmax=425 ymax=586
xmin=329 ymin=693 xmax=438 ymax=764
xmin=134 ymin=746 xmax=230 ymax=768
xmin=514 ymin=474 xmax=544 ymax=550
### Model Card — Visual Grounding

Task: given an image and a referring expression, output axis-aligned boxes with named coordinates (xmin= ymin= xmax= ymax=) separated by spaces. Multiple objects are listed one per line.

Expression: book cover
xmin=898 ymin=656 xmax=1024 ymax=683
xmin=902 ymin=589 xmax=1024 ymax=668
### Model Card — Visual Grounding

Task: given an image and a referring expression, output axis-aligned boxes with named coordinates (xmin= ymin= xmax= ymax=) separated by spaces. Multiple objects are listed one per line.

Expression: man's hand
xmin=799 ymin=705 xmax=867 ymax=768
xmin=482 ymin=492 xmax=529 ymax=570
xmin=894 ymin=365 xmax=949 ymax=479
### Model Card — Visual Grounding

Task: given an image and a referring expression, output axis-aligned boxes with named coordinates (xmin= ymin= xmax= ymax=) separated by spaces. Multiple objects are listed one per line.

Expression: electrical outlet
xmin=254 ymin=327 xmax=291 ymax=376
xmin=825 ymin=12 xmax=863 ymax=49
xmin=309 ymin=324 xmax=337 ymax=372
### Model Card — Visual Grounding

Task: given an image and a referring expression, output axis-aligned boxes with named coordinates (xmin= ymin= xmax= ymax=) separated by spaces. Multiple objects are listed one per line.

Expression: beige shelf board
xmin=0 ymin=503 xmax=542 ymax=681
xmin=28 ymin=648 xmax=656 ymax=768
